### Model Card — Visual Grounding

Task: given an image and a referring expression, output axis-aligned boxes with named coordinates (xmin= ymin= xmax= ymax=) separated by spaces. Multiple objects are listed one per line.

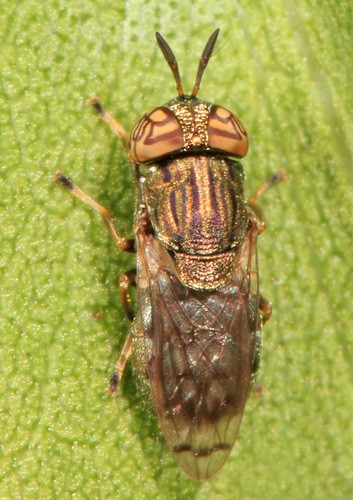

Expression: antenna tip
xmin=210 ymin=28 xmax=220 ymax=44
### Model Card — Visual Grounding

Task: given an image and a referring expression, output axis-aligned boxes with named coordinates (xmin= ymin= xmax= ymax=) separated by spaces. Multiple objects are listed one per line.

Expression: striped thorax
xmin=138 ymin=154 xmax=248 ymax=289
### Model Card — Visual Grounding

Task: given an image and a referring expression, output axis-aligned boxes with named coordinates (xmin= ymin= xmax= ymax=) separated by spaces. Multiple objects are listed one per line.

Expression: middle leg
xmin=248 ymin=170 xmax=287 ymax=234
xmin=53 ymin=171 xmax=135 ymax=253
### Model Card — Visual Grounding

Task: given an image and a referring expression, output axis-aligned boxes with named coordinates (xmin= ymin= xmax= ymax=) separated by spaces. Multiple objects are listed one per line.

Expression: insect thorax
xmin=138 ymin=155 xmax=248 ymax=289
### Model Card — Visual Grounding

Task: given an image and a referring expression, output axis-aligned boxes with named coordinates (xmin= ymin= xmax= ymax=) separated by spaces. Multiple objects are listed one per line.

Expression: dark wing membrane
xmin=135 ymin=220 xmax=260 ymax=481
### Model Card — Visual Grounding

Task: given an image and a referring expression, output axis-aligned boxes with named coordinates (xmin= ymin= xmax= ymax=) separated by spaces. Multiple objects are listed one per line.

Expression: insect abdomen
xmin=135 ymin=218 xmax=259 ymax=480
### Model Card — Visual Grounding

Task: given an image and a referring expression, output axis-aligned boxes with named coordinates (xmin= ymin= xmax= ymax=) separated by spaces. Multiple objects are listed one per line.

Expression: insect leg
xmin=108 ymin=332 xmax=133 ymax=395
xmin=87 ymin=96 xmax=128 ymax=151
xmin=259 ymin=294 xmax=272 ymax=324
xmin=248 ymin=170 xmax=287 ymax=234
xmin=251 ymin=295 xmax=272 ymax=379
xmin=119 ymin=270 xmax=136 ymax=322
xmin=53 ymin=171 xmax=135 ymax=252
xmin=108 ymin=270 xmax=136 ymax=394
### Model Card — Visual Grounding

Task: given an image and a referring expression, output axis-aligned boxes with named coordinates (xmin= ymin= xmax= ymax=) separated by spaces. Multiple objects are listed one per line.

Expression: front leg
xmin=87 ymin=96 xmax=129 ymax=151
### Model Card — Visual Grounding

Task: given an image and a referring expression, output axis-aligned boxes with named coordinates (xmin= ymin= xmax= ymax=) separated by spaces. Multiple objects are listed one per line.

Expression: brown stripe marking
xmin=183 ymin=157 xmax=237 ymax=253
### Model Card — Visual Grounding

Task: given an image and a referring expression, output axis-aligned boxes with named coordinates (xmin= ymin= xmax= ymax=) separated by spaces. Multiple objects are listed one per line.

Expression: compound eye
xmin=129 ymin=107 xmax=184 ymax=163
xmin=207 ymin=105 xmax=248 ymax=158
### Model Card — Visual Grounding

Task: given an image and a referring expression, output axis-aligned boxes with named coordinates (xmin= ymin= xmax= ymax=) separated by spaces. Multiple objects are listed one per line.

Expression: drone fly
xmin=54 ymin=29 xmax=283 ymax=481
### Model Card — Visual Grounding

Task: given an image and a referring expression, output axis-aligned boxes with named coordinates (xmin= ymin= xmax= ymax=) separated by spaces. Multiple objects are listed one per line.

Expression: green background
xmin=1 ymin=0 xmax=353 ymax=498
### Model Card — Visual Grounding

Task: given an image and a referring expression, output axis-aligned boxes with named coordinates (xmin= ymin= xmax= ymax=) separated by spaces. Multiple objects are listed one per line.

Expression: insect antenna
xmin=156 ymin=32 xmax=184 ymax=97
xmin=191 ymin=28 xmax=220 ymax=97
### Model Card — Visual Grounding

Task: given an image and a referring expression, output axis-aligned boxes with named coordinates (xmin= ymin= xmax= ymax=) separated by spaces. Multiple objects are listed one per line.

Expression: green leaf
xmin=1 ymin=0 xmax=353 ymax=498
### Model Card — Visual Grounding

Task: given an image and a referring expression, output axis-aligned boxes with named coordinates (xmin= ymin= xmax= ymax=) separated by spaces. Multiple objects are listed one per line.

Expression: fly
xmin=54 ymin=29 xmax=284 ymax=481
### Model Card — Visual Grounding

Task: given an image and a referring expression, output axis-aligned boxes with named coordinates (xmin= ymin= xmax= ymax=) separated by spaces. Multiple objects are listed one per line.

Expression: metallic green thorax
xmin=138 ymin=155 xmax=248 ymax=289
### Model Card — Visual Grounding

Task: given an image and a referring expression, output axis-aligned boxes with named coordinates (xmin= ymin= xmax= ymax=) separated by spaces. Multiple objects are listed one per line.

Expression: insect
xmin=54 ymin=29 xmax=284 ymax=481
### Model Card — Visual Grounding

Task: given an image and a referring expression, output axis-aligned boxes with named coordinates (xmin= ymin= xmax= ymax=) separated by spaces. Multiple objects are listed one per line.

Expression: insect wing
xmin=135 ymin=218 xmax=260 ymax=480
